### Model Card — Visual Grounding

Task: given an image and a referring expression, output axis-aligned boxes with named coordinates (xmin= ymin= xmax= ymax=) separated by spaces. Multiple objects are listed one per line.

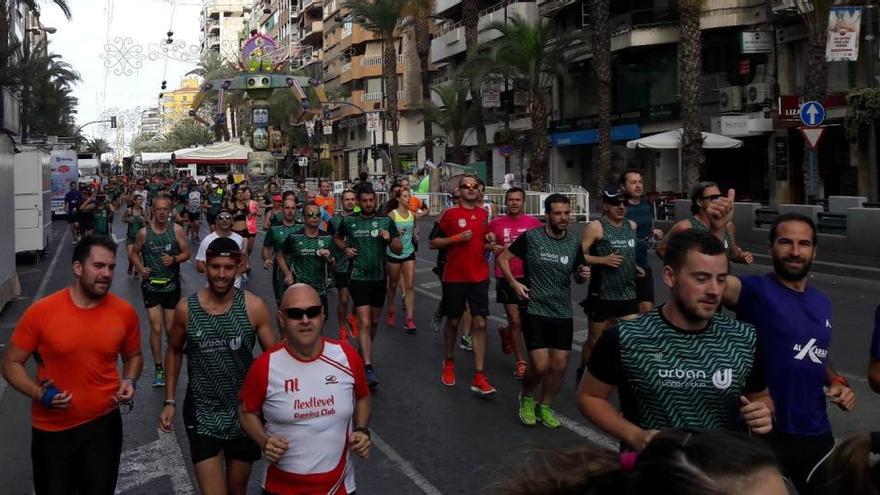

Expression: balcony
xmin=301 ymin=20 xmax=324 ymax=44
xmin=431 ymin=1 xmax=537 ymax=64
xmin=302 ymin=0 xmax=321 ymax=12
xmin=538 ymin=0 xmax=576 ymax=17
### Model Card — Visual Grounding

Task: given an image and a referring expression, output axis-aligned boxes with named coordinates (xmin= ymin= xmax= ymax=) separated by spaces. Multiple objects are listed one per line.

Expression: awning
xmin=626 ymin=128 xmax=743 ymax=149
xmin=172 ymin=142 xmax=253 ymax=165
xmin=137 ymin=152 xmax=173 ymax=164
xmin=550 ymin=124 xmax=641 ymax=147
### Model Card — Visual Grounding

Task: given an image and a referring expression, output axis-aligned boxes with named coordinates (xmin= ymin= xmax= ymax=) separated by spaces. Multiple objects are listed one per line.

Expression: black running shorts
xmin=635 ymin=266 xmax=655 ymax=304
xmin=442 ymin=280 xmax=490 ymax=319
xmin=496 ymin=278 xmax=527 ymax=307
xmin=32 ymin=409 xmax=123 ymax=495
xmin=141 ymin=284 xmax=181 ymax=310
xmin=583 ymin=298 xmax=639 ymax=323
xmin=522 ymin=314 xmax=574 ymax=351
xmin=350 ymin=279 xmax=386 ymax=308
xmin=334 ymin=271 xmax=350 ymax=289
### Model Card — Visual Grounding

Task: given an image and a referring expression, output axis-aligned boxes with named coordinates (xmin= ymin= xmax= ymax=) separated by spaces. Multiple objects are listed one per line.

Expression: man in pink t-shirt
xmin=488 ymin=187 xmax=542 ymax=380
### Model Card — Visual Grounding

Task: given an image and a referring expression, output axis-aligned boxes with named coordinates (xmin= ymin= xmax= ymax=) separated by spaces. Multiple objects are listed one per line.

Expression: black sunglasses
xmin=283 ymin=305 xmax=323 ymax=319
xmin=304 ymin=211 xmax=320 ymax=218
xmin=701 ymin=194 xmax=722 ymax=201
xmin=606 ymin=200 xmax=627 ymax=206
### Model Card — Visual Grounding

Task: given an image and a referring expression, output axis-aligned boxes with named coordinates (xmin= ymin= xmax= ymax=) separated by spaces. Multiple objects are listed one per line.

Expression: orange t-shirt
xmin=11 ymin=288 xmax=141 ymax=432
xmin=315 ymin=194 xmax=336 ymax=216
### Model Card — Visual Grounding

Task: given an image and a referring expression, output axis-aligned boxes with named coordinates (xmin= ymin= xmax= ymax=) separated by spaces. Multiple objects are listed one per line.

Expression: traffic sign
xmin=799 ymin=101 xmax=826 ymax=127
xmin=499 ymin=144 xmax=514 ymax=158
xmin=798 ymin=126 xmax=826 ymax=150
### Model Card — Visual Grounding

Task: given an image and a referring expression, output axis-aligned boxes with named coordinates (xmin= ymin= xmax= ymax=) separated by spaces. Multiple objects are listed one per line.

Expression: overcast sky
xmin=41 ymin=0 xmax=203 ymax=143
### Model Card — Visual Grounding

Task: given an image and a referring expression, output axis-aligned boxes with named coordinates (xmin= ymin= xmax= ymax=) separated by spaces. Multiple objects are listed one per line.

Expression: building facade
xmin=140 ymin=106 xmax=162 ymax=137
xmin=201 ymin=0 xmax=252 ymax=62
xmin=161 ymin=76 xmax=202 ymax=133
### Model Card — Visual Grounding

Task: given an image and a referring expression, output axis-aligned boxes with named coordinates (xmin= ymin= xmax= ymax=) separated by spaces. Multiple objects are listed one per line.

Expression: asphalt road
xmin=1 ymin=216 xmax=879 ymax=494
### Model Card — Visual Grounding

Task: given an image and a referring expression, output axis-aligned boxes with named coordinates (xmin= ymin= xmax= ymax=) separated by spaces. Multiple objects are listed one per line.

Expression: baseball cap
xmin=602 ymin=187 xmax=627 ymax=203
xmin=206 ymin=237 xmax=242 ymax=260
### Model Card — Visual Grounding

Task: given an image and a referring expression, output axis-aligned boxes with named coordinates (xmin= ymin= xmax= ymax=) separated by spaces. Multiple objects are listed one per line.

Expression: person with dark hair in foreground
xmin=827 ymin=433 xmax=880 ymax=495
xmin=493 ymin=429 xmax=790 ymax=495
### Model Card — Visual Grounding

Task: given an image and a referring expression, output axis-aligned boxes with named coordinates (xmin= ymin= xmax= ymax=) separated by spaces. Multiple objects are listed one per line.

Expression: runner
xmin=122 ymin=194 xmax=146 ymax=277
xmin=130 ymin=194 xmax=191 ymax=387
xmin=315 ymin=179 xmax=336 ymax=217
xmin=263 ymin=193 xmax=283 ymax=231
xmin=658 ymin=181 xmax=754 ymax=264
xmin=159 ymin=237 xmax=277 ymax=495
xmin=294 ymin=180 xmax=308 ymax=208
xmin=488 ymin=187 xmax=542 ymax=380
xmin=722 ymin=210 xmax=855 ymax=495
xmin=621 ymin=169 xmax=664 ymax=314
xmin=78 ymin=187 xmax=97 ymax=238
xmin=384 ymin=188 xmax=418 ymax=333
xmin=196 ymin=208 xmax=245 ymax=288
xmin=577 ymin=230 xmax=774 ymax=452
xmin=239 ymin=284 xmax=371 ymax=495
xmin=429 ymin=175 xmax=496 ymax=396
xmin=328 ymin=190 xmax=358 ymax=340
xmin=262 ymin=198 xmax=301 ymax=307
xmin=92 ymin=193 xmax=114 ymax=237
xmin=203 ymin=181 xmax=225 ymax=232
xmin=227 ymin=186 xmax=252 ymax=278
xmin=333 ymin=188 xmax=401 ymax=388
xmin=1 ymin=235 xmax=142 ymax=495
xmin=185 ymin=182 xmax=202 ymax=243
xmin=429 ymin=189 xmax=461 ymax=334
xmin=497 ymin=194 xmax=590 ymax=427
xmin=243 ymin=185 xmax=260 ymax=261
xmin=576 ymin=187 xmax=641 ymax=383
xmin=277 ymin=203 xmax=335 ymax=316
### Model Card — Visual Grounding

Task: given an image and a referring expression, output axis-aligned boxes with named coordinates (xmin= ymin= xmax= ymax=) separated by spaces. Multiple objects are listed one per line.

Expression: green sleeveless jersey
xmin=142 ymin=224 xmax=180 ymax=292
xmin=589 ymin=217 xmax=637 ymax=301
xmin=616 ymin=308 xmax=758 ymax=431
xmin=284 ymin=229 xmax=333 ymax=295
xmin=183 ymin=289 xmax=256 ymax=439
xmin=126 ymin=211 xmax=145 ymax=242
xmin=206 ymin=190 xmax=224 ymax=215
xmin=387 ymin=209 xmax=415 ymax=260
xmin=328 ymin=214 xmax=349 ymax=274
xmin=93 ymin=207 xmax=110 ymax=235
xmin=336 ymin=213 xmax=399 ymax=281
xmin=265 ymin=223 xmax=301 ymax=303
xmin=508 ymin=227 xmax=585 ymax=318
xmin=688 ymin=214 xmax=733 ymax=257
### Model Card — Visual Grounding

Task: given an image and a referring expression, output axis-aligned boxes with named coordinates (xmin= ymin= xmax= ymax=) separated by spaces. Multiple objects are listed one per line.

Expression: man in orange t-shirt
xmin=315 ymin=179 xmax=336 ymax=217
xmin=1 ymin=235 xmax=142 ymax=495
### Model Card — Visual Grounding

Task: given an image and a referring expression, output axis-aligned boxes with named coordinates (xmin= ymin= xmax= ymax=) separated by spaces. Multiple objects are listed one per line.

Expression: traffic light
xmin=161 ymin=80 xmax=167 ymax=90
xmin=110 ymin=116 xmax=117 ymax=129
xmin=371 ymin=145 xmax=379 ymax=161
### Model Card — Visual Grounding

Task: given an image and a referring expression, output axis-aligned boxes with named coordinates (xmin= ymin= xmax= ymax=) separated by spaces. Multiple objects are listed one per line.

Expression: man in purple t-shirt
xmin=64 ymin=181 xmax=82 ymax=244
xmin=722 ymin=211 xmax=855 ymax=495
xmin=487 ymin=187 xmax=542 ymax=380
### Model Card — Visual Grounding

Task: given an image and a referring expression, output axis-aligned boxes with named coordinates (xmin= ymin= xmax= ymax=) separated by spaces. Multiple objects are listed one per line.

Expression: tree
xmin=131 ymin=132 xmax=172 ymax=154
xmin=462 ymin=0 xmax=489 ymax=168
xmin=0 ymin=0 xmax=71 ymax=70
xmin=403 ymin=0 xmax=436 ymax=161
xmin=345 ymin=0 xmax=406 ymax=176
xmin=423 ymin=80 xmax=473 ymax=164
xmin=85 ymin=137 xmax=113 ymax=156
xmin=679 ymin=0 xmax=705 ymax=188
xmin=591 ymin=0 xmax=613 ymax=195
xmin=166 ymin=119 xmax=214 ymax=149
xmin=485 ymin=14 xmax=576 ymax=191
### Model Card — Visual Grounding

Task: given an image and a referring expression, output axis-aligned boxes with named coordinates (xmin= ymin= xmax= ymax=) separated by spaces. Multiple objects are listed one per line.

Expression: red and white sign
xmin=778 ymin=95 xmax=846 ymax=122
xmin=798 ymin=126 xmax=826 ymax=150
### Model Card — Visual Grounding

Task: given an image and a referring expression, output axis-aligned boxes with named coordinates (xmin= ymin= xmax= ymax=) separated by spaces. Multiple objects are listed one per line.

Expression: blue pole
xmin=808 ymin=149 xmax=816 ymax=201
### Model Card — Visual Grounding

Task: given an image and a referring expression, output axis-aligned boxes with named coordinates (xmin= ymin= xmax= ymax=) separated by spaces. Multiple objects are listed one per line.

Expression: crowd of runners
xmin=3 ymin=168 xmax=880 ymax=495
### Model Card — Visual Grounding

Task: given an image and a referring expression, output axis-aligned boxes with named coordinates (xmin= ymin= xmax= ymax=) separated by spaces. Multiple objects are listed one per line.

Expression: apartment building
xmin=161 ymin=76 xmax=203 ymax=134
xmin=201 ymin=0 xmax=252 ymax=62
xmin=140 ymin=107 xmax=162 ymax=137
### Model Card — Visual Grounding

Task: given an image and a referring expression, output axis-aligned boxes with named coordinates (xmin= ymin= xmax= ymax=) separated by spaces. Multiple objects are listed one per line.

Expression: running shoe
xmin=431 ymin=310 xmax=443 ymax=333
xmin=518 ymin=393 xmax=537 ymax=426
xmin=498 ymin=326 xmax=513 ymax=354
xmin=470 ymin=373 xmax=496 ymax=396
xmin=366 ymin=367 xmax=379 ymax=389
xmin=404 ymin=317 xmax=416 ymax=335
xmin=347 ymin=314 xmax=359 ymax=337
xmin=441 ymin=359 xmax=456 ymax=387
xmin=513 ymin=361 xmax=527 ymax=381
xmin=152 ymin=369 xmax=166 ymax=388
xmin=536 ymin=404 xmax=561 ymax=428
xmin=459 ymin=334 xmax=473 ymax=351
xmin=386 ymin=307 xmax=396 ymax=327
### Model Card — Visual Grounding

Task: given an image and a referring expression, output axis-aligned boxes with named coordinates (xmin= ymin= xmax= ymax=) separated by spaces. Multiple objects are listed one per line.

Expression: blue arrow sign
xmin=800 ymin=101 xmax=826 ymax=127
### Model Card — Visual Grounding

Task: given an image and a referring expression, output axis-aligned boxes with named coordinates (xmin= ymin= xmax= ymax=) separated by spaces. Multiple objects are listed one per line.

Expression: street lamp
xmin=26 ymin=27 xmax=57 ymax=34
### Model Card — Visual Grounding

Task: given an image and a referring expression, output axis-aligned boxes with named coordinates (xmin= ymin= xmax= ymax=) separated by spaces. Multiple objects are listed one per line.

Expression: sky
xmin=41 ymin=0 xmax=204 ymax=145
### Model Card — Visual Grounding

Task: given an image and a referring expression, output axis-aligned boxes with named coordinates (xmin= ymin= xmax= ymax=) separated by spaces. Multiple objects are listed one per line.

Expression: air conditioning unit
xmin=719 ymin=86 xmax=744 ymax=112
xmin=746 ymin=83 xmax=771 ymax=105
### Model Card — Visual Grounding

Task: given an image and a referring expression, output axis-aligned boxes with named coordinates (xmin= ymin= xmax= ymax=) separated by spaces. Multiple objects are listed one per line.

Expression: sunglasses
xmin=460 ymin=183 xmax=478 ymax=191
xmin=701 ymin=194 xmax=722 ymax=201
xmin=283 ymin=305 xmax=323 ymax=319
xmin=304 ymin=211 xmax=321 ymax=218
xmin=217 ymin=214 xmax=233 ymax=220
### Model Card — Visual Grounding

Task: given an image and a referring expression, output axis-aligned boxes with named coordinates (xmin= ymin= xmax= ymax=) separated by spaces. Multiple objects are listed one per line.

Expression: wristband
xmin=830 ymin=375 xmax=849 ymax=388
xmin=41 ymin=386 xmax=60 ymax=407
xmin=353 ymin=426 xmax=370 ymax=438
xmin=451 ymin=234 xmax=463 ymax=242
xmin=121 ymin=378 xmax=137 ymax=390
xmin=163 ymin=400 xmax=176 ymax=407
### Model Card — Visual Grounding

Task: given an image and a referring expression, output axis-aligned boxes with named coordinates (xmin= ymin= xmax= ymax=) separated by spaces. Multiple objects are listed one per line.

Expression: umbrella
xmin=626 ymin=129 xmax=743 ymax=192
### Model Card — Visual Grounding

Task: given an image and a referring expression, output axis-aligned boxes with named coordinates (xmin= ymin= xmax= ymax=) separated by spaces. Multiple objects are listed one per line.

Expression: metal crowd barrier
xmin=483 ymin=191 xmax=590 ymax=221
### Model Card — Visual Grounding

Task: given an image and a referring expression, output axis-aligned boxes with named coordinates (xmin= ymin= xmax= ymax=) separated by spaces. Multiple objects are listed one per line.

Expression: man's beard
xmin=773 ymin=255 xmax=812 ymax=282
xmin=672 ymin=290 xmax=718 ymax=325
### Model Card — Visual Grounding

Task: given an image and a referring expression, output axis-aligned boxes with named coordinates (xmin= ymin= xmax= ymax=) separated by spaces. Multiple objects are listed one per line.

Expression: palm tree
xmin=679 ymin=0 xmax=704 ymax=188
xmin=403 ymin=0 xmax=436 ymax=161
xmin=485 ymin=14 xmax=576 ymax=191
xmin=591 ymin=0 xmax=613 ymax=195
xmin=85 ymin=137 xmax=113 ymax=156
xmin=0 ymin=0 xmax=72 ymax=69
xmin=423 ymin=80 xmax=472 ymax=164
xmin=344 ymin=0 xmax=406 ymax=176
xmin=462 ymin=0 xmax=489 ymax=167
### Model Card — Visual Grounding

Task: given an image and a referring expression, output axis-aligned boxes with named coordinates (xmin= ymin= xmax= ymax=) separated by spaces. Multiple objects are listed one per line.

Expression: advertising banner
xmin=50 ymin=149 xmax=78 ymax=216
xmin=826 ymin=7 xmax=862 ymax=62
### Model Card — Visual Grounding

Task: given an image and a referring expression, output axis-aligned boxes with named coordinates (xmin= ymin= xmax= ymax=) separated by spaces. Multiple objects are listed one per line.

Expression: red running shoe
xmin=498 ymin=326 xmax=513 ymax=355
xmin=470 ymin=372 xmax=497 ymax=396
xmin=513 ymin=361 xmax=527 ymax=381
xmin=386 ymin=307 xmax=396 ymax=327
xmin=441 ymin=359 xmax=456 ymax=387
xmin=405 ymin=317 xmax=416 ymax=334
xmin=347 ymin=314 xmax=359 ymax=337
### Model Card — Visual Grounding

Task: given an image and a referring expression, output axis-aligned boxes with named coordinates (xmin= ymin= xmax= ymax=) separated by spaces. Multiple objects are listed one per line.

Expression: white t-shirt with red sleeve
xmin=488 ymin=214 xmax=542 ymax=278
xmin=240 ymin=339 xmax=369 ymax=495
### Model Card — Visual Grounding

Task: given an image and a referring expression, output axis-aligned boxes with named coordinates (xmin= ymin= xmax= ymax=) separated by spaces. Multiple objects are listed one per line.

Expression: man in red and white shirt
xmin=429 ymin=175 xmax=496 ymax=396
xmin=239 ymin=284 xmax=371 ymax=495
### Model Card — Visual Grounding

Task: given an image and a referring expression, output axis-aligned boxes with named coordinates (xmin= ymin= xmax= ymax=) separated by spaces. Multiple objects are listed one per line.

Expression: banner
xmin=826 ymin=7 xmax=862 ymax=62
xmin=482 ymin=82 xmax=501 ymax=108
xmin=323 ymin=120 xmax=333 ymax=135
xmin=305 ymin=120 xmax=315 ymax=137
xmin=366 ymin=112 xmax=381 ymax=132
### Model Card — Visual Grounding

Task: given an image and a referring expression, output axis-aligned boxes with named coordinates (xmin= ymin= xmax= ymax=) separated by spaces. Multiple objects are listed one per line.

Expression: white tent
xmin=173 ymin=142 xmax=253 ymax=165
xmin=626 ymin=129 xmax=743 ymax=191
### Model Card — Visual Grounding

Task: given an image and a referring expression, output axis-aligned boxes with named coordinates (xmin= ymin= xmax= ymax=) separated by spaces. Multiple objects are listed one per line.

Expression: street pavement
xmin=1 ymin=215 xmax=879 ymax=494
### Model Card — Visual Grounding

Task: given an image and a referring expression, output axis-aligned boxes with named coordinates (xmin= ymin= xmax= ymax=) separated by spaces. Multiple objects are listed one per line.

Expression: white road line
xmin=371 ymin=431 xmax=444 ymax=495
xmin=115 ymin=431 xmax=194 ymax=494
xmin=0 ymin=230 xmax=70 ymax=402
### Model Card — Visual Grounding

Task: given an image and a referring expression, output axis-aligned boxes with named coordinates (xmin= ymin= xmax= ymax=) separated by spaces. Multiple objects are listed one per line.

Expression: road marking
xmin=0 ymin=230 xmax=70 ymax=402
xmin=420 ymin=281 xmax=442 ymax=289
xmin=372 ymin=431 xmax=444 ymax=495
xmin=115 ymin=431 xmax=194 ymax=494
xmin=415 ymin=267 xmax=434 ymax=274
xmin=555 ymin=413 xmax=617 ymax=449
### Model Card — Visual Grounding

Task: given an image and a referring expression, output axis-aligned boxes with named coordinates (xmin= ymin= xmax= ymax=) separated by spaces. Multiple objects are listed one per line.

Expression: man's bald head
xmin=281 ymin=283 xmax=321 ymax=308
